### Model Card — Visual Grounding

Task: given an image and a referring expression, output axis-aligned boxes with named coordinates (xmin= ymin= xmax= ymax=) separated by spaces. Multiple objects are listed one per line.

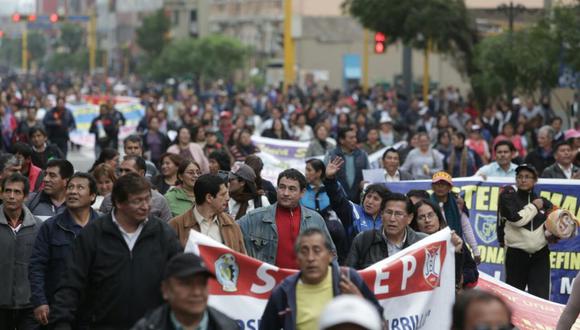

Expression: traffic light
xmin=11 ymin=13 xmax=39 ymax=22
xmin=374 ymin=32 xmax=387 ymax=54
xmin=0 ymin=30 xmax=4 ymax=38
xmin=49 ymin=13 xmax=59 ymax=23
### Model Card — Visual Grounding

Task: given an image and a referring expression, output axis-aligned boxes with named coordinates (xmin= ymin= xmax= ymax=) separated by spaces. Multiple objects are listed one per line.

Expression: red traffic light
xmin=28 ymin=14 xmax=37 ymax=22
xmin=0 ymin=30 xmax=4 ymax=38
xmin=374 ymin=42 xmax=385 ymax=53
xmin=374 ymin=32 xmax=387 ymax=54
xmin=374 ymin=32 xmax=386 ymax=42
xmin=49 ymin=13 xmax=59 ymax=23
xmin=12 ymin=13 xmax=21 ymax=22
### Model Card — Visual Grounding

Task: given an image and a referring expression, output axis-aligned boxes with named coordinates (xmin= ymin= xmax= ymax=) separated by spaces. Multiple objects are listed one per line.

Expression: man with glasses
xmin=345 ymin=193 xmax=427 ymax=269
xmin=99 ymin=155 xmax=172 ymax=222
xmin=50 ymin=173 xmax=182 ymax=329
xmin=498 ymin=164 xmax=553 ymax=299
xmin=238 ymin=169 xmax=335 ymax=268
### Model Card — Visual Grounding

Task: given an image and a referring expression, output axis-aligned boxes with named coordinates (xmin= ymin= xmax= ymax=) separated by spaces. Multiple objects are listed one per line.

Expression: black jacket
xmin=131 ymin=304 xmax=240 ymax=330
xmin=31 ymin=143 xmax=65 ymax=169
xmin=524 ymin=149 xmax=555 ymax=176
xmin=50 ymin=214 xmax=182 ymax=329
xmin=346 ymin=226 xmax=427 ymax=270
xmin=540 ymin=163 xmax=580 ymax=179
xmin=29 ymin=209 xmax=100 ymax=307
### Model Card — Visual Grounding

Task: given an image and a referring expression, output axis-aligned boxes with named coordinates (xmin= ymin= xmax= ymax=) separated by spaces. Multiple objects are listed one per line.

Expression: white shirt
xmin=111 ymin=210 xmax=147 ymax=251
xmin=385 ymin=229 xmax=407 ymax=256
xmin=558 ymin=163 xmax=573 ymax=179
xmin=193 ymin=206 xmax=223 ymax=243
xmin=384 ymin=170 xmax=401 ymax=182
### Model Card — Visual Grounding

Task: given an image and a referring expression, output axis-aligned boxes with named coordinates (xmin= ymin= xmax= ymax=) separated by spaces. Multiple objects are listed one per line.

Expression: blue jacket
xmin=28 ymin=208 xmax=100 ymax=307
xmin=324 ymin=177 xmax=382 ymax=243
xmin=259 ymin=261 xmax=383 ymax=330
xmin=238 ymin=204 xmax=336 ymax=266
xmin=324 ymin=147 xmax=369 ymax=203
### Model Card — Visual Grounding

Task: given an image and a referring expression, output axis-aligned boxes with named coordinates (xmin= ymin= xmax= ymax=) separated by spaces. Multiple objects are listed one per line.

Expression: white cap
xmin=512 ymin=97 xmax=521 ymax=105
xmin=319 ymin=295 xmax=382 ymax=330
xmin=380 ymin=114 xmax=393 ymax=124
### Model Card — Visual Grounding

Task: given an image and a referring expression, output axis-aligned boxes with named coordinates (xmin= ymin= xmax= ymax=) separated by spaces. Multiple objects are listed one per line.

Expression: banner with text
xmin=185 ymin=228 xmax=456 ymax=330
xmin=384 ymin=177 xmax=580 ymax=304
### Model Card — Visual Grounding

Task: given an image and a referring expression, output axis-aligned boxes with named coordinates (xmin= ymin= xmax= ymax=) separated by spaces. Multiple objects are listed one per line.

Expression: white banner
xmin=185 ymin=228 xmax=456 ymax=330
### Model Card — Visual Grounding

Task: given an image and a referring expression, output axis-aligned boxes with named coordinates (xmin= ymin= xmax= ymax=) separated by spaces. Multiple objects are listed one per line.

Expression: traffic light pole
xmin=22 ymin=24 xmax=27 ymax=73
xmin=283 ymin=0 xmax=295 ymax=93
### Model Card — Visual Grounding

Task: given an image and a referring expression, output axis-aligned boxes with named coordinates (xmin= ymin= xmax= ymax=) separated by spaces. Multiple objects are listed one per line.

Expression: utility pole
xmin=498 ymin=1 xmax=526 ymax=102
xmin=422 ymin=39 xmax=432 ymax=103
xmin=88 ymin=7 xmax=97 ymax=75
xmin=283 ymin=0 xmax=295 ymax=93
xmin=362 ymin=30 xmax=369 ymax=92
xmin=402 ymin=46 xmax=413 ymax=100
xmin=22 ymin=25 xmax=28 ymax=73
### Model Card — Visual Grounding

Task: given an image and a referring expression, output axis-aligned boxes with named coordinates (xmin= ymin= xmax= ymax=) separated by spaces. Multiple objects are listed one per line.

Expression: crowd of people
xmin=0 ymin=76 xmax=579 ymax=330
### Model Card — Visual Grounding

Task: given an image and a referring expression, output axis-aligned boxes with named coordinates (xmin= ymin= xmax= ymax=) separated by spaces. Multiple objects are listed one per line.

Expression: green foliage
xmin=472 ymin=22 xmax=560 ymax=103
xmin=45 ymin=50 xmax=104 ymax=73
xmin=27 ymin=31 xmax=47 ymax=62
xmin=552 ymin=4 xmax=580 ymax=72
xmin=147 ymin=35 xmax=248 ymax=82
xmin=136 ymin=9 xmax=171 ymax=58
xmin=60 ymin=23 xmax=84 ymax=53
xmin=343 ymin=0 xmax=479 ymax=74
xmin=0 ymin=38 xmax=22 ymax=68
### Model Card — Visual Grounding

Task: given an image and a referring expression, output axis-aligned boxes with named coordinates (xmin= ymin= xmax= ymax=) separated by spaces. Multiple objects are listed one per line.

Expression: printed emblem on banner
xmin=475 ymin=214 xmax=497 ymax=244
xmin=215 ymin=253 xmax=239 ymax=292
xmin=423 ymin=245 xmax=442 ymax=288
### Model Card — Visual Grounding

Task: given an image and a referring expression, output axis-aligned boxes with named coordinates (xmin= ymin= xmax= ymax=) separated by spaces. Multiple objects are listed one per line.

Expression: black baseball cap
xmin=515 ymin=164 xmax=538 ymax=178
xmin=164 ymin=253 xmax=214 ymax=280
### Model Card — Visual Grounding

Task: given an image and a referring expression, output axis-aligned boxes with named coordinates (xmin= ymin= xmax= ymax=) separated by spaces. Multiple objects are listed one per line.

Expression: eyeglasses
xmin=184 ymin=170 xmax=201 ymax=177
xmin=383 ymin=209 xmax=406 ymax=219
xmin=417 ymin=212 xmax=436 ymax=222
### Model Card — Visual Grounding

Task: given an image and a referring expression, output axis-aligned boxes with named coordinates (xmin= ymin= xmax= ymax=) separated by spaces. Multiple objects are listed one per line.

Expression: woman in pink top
xmin=167 ymin=126 xmax=210 ymax=173
xmin=465 ymin=126 xmax=490 ymax=164
xmin=493 ymin=122 xmax=526 ymax=159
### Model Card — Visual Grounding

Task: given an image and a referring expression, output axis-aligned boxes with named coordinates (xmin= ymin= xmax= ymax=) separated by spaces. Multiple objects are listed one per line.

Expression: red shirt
xmin=275 ymin=206 xmax=301 ymax=269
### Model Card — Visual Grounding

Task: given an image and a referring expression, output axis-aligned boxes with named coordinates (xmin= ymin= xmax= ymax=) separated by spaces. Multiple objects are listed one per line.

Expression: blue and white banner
xmin=67 ymin=96 xmax=145 ymax=147
xmin=385 ymin=177 xmax=580 ymax=304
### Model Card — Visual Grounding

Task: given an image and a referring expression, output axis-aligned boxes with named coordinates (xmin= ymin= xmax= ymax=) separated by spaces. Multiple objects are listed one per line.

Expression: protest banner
xmin=185 ymin=228 xmax=456 ymax=330
xmin=66 ymin=96 xmax=145 ymax=147
xmin=477 ymin=272 xmax=580 ymax=330
xmin=384 ymin=177 xmax=580 ymax=304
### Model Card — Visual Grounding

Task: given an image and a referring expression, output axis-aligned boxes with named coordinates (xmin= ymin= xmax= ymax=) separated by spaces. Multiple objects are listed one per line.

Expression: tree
xmin=136 ymin=9 xmax=171 ymax=58
xmin=552 ymin=3 xmax=580 ymax=72
xmin=147 ymin=35 xmax=248 ymax=82
xmin=471 ymin=22 xmax=560 ymax=103
xmin=27 ymin=31 xmax=47 ymax=63
xmin=343 ymin=0 xmax=479 ymax=75
xmin=60 ymin=23 xmax=84 ymax=53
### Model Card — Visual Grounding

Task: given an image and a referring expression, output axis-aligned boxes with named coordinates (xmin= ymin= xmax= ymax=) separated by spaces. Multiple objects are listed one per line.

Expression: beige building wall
xmin=295 ymin=23 xmax=471 ymax=93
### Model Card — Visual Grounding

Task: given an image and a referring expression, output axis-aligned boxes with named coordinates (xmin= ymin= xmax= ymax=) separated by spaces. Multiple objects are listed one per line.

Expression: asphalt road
xmin=66 ymin=146 xmax=97 ymax=172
